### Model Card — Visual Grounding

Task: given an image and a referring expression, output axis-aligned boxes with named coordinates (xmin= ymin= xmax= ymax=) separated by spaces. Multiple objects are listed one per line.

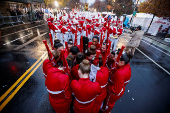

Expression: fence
xmin=0 ymin=14 xmax=44 ymax=26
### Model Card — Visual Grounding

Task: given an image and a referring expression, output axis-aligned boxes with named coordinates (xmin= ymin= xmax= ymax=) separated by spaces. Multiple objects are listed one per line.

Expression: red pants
xmin=103 ymin=91 xmax=124 ymax=113
xmin=92 ymin=90 xmax=107 ymax=113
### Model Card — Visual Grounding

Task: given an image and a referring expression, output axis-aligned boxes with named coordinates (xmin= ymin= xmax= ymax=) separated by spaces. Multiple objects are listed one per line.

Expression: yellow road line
xmin=0 ymin=55 xmax=47 ymax=111
xmin=0 ymin=52 xmax=47 ymax=102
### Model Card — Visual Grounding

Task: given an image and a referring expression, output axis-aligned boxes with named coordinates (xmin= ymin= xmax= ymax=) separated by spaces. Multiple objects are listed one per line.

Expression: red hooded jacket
xmin=43 ymin=59 xmax=72 ymax=113
xmin=92 ymin=66 xmax=109 ymax=113
xmin=71 ymin=64 xmax=80 ymax=81
xmin=71 ymin=78 xmax=101 ymax=113
xmin=103 ymin=63 xmax=131 ymax=113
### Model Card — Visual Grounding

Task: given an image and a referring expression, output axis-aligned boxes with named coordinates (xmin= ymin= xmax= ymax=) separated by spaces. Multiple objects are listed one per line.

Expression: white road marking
xmin=124 ymin=38 xmax=170 ymax=75
xmin=141 ymin=39 xmax=170 ymax=57
xmin=1 ymin=24 xmax=45 ymax=38
xmin=3 ymin=33 xmax=33 ymax=45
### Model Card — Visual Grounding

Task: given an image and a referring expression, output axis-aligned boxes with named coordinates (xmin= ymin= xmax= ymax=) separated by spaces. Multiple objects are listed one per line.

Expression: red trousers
xmin=102 ymin=90 xmax=124 ymax=113
xmin=92 ymin=90 xmax=107 ymax=113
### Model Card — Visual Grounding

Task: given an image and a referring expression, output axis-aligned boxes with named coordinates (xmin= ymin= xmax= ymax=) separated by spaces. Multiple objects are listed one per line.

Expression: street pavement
xmin=0 ymin=22 xmax=170 ymax=113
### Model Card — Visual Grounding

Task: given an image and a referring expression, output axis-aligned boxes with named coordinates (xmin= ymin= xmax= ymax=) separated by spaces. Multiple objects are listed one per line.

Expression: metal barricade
xmin=10 ymin=16 xmax=18 ymax=25
xmin=22 ymin=15 xmax=29 ymax=23
xmin=0 ymin=17 xmax=5 ymax=25
xmin=16 ymin=15 xmax=23 ymax=23
xmin=2 ymin=16 xmax=13 ymax=25
xmin=0 ymin=14 xmax=44 ymax=26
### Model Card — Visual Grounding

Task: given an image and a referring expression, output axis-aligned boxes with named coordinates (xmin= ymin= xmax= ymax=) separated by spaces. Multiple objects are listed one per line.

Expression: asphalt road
xmin=0 ymin=22 xmax=170 ymax=113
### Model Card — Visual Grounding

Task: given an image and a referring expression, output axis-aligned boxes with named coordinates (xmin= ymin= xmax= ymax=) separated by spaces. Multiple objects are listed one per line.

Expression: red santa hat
xmin=94 ymin=29 xmax=100 ymax=35
xmin=104 ymin=17 xmax=108 ymax=21
xmin=96 ymin=23 xmax=100 ymax=27
xmin=78 ymin=20 xmax=84 ymax=27
xmin=71 ymin=26 xmax=76 ymax=34
xmin=102 ymin=27 xmax=106 ymax=32
xmin=57 ymin=24 xmax=63 ymax=29
xmin=68 ymin=23 xmax=72 ymax=27
xmin=61 ymin=26 xmax=68 ymax=34
xmin=78 ymin=27 xmax=82 ymax=33
xmin=104 ymin=21 xmax=107 ymax=27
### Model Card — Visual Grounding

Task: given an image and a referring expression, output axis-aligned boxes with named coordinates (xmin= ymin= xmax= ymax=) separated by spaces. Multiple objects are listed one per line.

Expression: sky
xmin=81 ymin=0 xmax=146 ymax=5
xmin=80 ymin=0 xmax=95 ymax=5
xmin=87 ymin=0 xmax=95 ymax=5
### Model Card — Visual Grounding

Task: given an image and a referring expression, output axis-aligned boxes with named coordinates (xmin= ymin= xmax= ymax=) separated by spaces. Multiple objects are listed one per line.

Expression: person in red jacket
xmin=77 ymin=36 xmax=89 ymax=53
xmin=101 ymin=42 xmax=106 ymax=59
xmin=86 ymin=45 xmax=96 ymax=63
xmin=54 ymin=39 xmax=64 ymax=53
xmin=102 ymin=52 xmax=133 ymax=113
xmin=43 ymin=50 xmax=60 ymax=85
xmin=88 ymin=35 xmax=100 ymax=50
xmin=71 ymin=52 xmax=85 ymax=81
xmin=71 ymin=59 xmax=101 ymax=113
xmin=89 ymin=54 xmax=109 ymax=113
xmin=68 ymin=40 xmax=73 ymax=50
xmin=43 ymin=53 xmax=73 ymax=113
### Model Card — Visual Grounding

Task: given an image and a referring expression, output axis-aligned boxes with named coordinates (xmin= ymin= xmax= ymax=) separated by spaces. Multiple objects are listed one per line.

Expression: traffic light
xmin=85 ymin=3 xmax=88 ymax=11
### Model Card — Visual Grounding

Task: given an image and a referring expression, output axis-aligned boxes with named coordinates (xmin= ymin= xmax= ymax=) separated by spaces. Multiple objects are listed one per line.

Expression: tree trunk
xmin=145 ymin=14 xmax=155 ymax=34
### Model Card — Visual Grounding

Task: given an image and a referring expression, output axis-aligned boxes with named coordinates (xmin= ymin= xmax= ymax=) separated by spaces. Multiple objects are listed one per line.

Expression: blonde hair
xmin=79 ymin=59 xmax=91 ymax=74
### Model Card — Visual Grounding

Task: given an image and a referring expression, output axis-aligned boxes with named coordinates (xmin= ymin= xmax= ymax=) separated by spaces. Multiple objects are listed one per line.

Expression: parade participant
xmin=71 ymin=52 xmax=85 ymax=80
xmin=70 ymin=59 xmax=101 ymax=113
xmin=64 ymin=40 xmax=73 ymax=58
xmin=86 ymin=45 xmax=96 ymax=62
xmin=125 ymin=25 xmax=144 ymax=55
xmin=82 ymin=36 xmax=89 ymax=53
xmin=101 ymin=42 xmax=106 ymax=58
xmin=69 ymin=46 xmax=80 ymax=58
xmin=102 ymin=52 xmax=133 ymax=113
xmin=54 ymin=39 xmax=64 ymax=53
xmin=88 ymin=35 xmax=100 ymax=50
xmin=69 ymin=46 xmax=80 ymax=66
xmin=68 ymin=40 xmax=73 ymax=51
xmin=66 ymin=54 xmax=74 ymax=69
xmin=106 ymin=50 xmax=119 ymax=70
xmin=77 ymin=36 xmax=89 ymax=53
xmin=89 ymin=53 xmax=109 ymax=113
xmin=43 ymin=52 xmax=73 ymax=113
xmin=43 ymin=50 xmax=60 ymax=86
